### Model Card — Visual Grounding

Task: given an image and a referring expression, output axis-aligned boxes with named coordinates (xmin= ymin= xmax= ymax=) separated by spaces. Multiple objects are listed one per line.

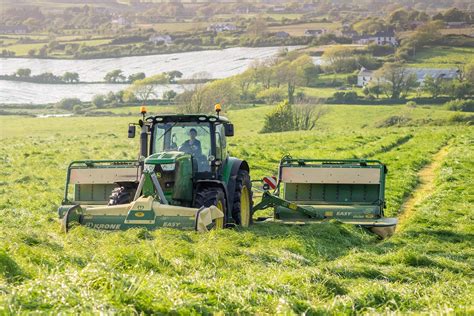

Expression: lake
xmin=0 ymin=46 xmax=320 ymax=104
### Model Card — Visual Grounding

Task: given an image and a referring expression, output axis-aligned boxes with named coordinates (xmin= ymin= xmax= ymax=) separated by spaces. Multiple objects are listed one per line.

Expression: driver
xmin=179 ymin=128 xmax=202 ymax=157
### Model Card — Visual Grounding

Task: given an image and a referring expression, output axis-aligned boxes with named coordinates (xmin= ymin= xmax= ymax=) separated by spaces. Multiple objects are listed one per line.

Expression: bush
xmin=444 ymin=99 xmax=474 ymax=112
xmin=375 ymin=115 xmax=412 ymax=128
xmin=368 ymin=44 xmax=395 ymax=56
xmin=346 ymin=74 xmax=358 ymax=85
xmin=256 ymin=87 xmax=286 ymax=104
xmin=332 ymin=91 xmax=359 ymax=102
xmin=260 ymin=100 xmax=294 ymax=133
xmin=72 ymin=104 xmax=84 ymax=114
xmin=92 ymin=94 xmax=106 ymax=108
xmin=260 ymin=100 xmax=328 ymax=133
xmin=448 ymin=113 xmax=474 ymax=124
xmin=55 ymin=98 xmax=82 ymax=110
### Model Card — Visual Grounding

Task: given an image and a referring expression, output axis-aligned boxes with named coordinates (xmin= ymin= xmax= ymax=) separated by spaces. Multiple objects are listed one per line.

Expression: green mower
xmin=58 ymin=106 xmax=397 ymax=237
xmin=253 ymin=156 xmax=397 ymax=238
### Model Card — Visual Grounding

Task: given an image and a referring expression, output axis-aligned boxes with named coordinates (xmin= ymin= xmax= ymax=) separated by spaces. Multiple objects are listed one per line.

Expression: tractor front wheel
xmin=193 ymin=187 xmax=226 ymax=229
xmin=232 ymin=170 xmax=253 ymax=227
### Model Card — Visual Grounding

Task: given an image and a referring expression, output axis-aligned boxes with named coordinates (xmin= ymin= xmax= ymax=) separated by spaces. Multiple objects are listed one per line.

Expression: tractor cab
xmin=147 ymin=114 xmax=234 ymax=174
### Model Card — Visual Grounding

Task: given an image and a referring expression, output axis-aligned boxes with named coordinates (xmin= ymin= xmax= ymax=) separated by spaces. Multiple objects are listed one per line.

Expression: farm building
xmin=207 ymin=23 xmax=238 ymax=33
xmin=111 ymin=16 xmax=131 ymax=27
xmin=0 ymin=25 xmax=28 ymax=34
xmin=149 ymin=34 xmax=173 ymax=45
xmin=274 ymin=31 xmax=290 ymax=38
xmin=304 ymin=29 xmax=327 ymax=37
xmin=357 ymin=67 xmax=459 ymax=87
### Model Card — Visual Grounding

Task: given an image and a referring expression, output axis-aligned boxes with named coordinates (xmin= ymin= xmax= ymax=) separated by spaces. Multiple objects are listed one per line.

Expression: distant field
xmin=135 ymin=22 xmax=209 ymax=33
xmin=0 ymin=36 xmax=112 ymax=57
xmin=268 ymin=22 xmax=340 ymax=36
xmin=441 ymin=27 xmax=474 ymax=36
xmin=409 ymin=46 xmax=474 ymax=68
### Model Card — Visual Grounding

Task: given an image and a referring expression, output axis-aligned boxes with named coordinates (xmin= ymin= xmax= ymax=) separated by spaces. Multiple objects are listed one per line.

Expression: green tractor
xmin=59 ymin=106 xmax=253 ymax=231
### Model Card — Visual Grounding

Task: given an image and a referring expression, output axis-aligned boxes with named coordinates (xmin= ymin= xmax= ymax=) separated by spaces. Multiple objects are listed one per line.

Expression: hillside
xmin=0 ymin=104 xmax=473 ymax=313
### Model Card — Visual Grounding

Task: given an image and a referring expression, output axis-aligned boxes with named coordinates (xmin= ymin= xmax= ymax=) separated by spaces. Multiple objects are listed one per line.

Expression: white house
xmin=357 ymin=67 xmax=459 ymax=87
xmin=353 ymin=31 xmax=397 ymax=46
xmin=149 ymin=34 xmax=173 ymax=45
xmin=207 ymin=23 xmax=237 ymax=33
xmin=357 ymin=68 xmax=374 ymax=87
xmin=111 ymin=16 xmax=131 ymax=27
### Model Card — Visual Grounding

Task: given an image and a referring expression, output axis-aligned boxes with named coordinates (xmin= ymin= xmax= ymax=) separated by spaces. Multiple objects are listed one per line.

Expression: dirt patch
xmin=396 ymin=145 xmax=450 ymax=232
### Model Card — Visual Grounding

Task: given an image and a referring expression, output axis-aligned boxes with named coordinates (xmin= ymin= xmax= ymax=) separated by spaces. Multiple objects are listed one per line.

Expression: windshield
xmin=153 ymin=122 xmax=211 ymax=172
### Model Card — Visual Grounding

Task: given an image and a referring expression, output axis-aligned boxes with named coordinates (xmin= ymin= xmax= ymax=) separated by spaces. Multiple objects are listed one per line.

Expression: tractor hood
xmin=145 ymin=151 xmax=189 ymax=165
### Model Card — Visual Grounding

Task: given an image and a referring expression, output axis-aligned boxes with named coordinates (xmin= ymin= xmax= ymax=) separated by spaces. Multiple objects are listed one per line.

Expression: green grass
xmin=0 ymin=105 xmax=473 ymax=313
xmin=409 ymin=46 xmax=474 ymax=68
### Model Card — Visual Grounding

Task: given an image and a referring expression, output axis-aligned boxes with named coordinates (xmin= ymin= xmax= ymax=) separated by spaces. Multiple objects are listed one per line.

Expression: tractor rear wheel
xmin=108 ymin=186 xmax=135 ymax=205
xmin=193 ymin=187 xmax=226 ymax=229
xmin=232 ymin=170 xmax=253 ymax=227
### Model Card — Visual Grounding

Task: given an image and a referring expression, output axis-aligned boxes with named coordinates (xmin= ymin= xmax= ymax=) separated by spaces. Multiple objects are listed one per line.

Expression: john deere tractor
xmin=58 ymin=106 xmax=253 ymax=231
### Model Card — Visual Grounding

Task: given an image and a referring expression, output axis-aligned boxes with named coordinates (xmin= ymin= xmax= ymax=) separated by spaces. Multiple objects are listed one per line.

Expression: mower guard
xmin=253 ymin=157 xmax=397 ymax=238
xmin=59 ymin=196 xmax=224 ymax=232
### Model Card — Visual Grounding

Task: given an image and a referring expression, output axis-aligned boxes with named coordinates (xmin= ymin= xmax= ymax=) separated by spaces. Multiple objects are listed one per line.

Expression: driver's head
xmin=189 ymin=128 xmax=197 ymax=140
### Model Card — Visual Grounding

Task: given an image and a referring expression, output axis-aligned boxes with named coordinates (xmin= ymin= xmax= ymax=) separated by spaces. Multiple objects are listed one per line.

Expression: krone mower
xmin=253 ymin=156 xmax=397 ymax=238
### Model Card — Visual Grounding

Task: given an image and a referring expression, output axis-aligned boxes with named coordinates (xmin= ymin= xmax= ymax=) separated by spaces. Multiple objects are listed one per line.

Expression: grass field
xmin=268 ymin=22 xmax=340 ymax=36
xmin=0 ymin=36 xmax=112 ymax=57
xmin=408 ymin=46 xmax=474 ymax=69
xmin=136 ymin=22 xmax=209 ymax=33
xmin=0 ymin=104 xmax=473 ymax=313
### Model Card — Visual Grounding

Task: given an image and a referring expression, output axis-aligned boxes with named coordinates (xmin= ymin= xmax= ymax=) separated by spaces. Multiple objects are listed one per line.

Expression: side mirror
xmin=128 ymin=125 xmax=136 ymax=138
xmin=224 ymin=123 xmax=234 ymax=137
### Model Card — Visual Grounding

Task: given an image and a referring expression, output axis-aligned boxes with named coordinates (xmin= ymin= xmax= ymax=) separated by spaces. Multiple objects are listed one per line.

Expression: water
xmin=0 ymin=46 xmax=319 ymax=104
xmin=0 ymin=81 xmax=188 ymax=104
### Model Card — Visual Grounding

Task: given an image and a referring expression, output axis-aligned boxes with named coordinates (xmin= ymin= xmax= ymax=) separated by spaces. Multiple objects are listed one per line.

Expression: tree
xmin=125 ymin=74 xmax=168 ymax=103
xmin=163 ymin=90 xmax=177 ymax=103
xmin=442 ymin=8 xmax=466 ymax=22
xmin=443 ymin=80 xmax=474 ymax=99
xmin=55 ymin=98 xmax=82 ymax=110
xmin=38 ymin=45 xmax=48 ymax=57
xmin=128 ymin=72 xmax=146 ymax=83
xmin=16 ymin=68 xmax=31 ymax=78
xmin=247 ymin=15 xmax=267 ymax=38
xmin=166 ymin=70 xmax=183 ymax=83
xmin=104 ymin=69 xmax=126 ymax=83
xmin=235 ymin=70 xmax=254 ymax=101
xmin=353 ymin=17 xmax=387 ymax=34
xmin=464 ymin=62 xmax=474 ymax=85
xmin=27 ymin=49 xmax=36 ymax=57
xmin=322 ymin=47 xmax=357 ymax=73
xmin=293 ymin=103 xmax=328 ymax=130
xmin=374 ymin=63 xmax=418 ymax=99
xmin=250 ymin=59 xmax=275 ymax=89
xmin=62 ymin=72 xmax=79 ymax=83
xmin=92 ymin=94 xmax=106 ymax=108
xmin=423 ymin=75 xmax=443 ymax=98
xmin=411 ymin=20 xmax=444 ymax=45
